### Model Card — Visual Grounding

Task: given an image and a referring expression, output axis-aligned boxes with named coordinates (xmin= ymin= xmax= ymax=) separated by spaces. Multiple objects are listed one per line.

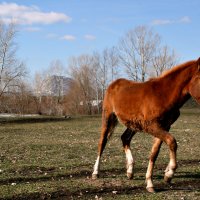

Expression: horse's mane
xmin=148 ymin=60 xmax=196 ymax=82
xmin=160 ymin=60 xmax=196 ymax=78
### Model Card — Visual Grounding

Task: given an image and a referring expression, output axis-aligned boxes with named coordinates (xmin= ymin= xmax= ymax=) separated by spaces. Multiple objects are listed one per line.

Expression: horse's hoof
xmin=127 ymin=173 xmax=133 ymax=179
xmin=164 ymin=175 xmax=172 ymax=183
xmin=146 ymin=187 xmax=156 ymax=193
xmin=92 ymin=174 xmax=99 ymax=180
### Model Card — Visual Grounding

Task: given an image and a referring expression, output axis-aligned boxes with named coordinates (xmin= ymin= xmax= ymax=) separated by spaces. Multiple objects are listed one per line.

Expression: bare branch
xmin=117 ymin=26 xmax=161 ymax=81
xmin=0 ymin=21 xmax=27 ymax=97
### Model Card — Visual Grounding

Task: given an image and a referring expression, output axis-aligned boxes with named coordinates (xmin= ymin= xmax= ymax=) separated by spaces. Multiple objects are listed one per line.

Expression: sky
xmin=0 ymin=0 xmax=200 ymax=77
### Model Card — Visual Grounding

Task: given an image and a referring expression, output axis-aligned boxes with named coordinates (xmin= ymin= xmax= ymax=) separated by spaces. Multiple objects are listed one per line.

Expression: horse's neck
xmin=161 ymin=67 xmax=193 ymax=108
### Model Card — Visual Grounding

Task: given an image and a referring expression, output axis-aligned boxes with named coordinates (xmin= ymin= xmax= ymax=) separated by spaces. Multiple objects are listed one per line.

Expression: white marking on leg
xmin=146 ymin=161 xmax=154 ymax=188
xmin=165 ymin=164 xmax=175 ymax=178
xmin=165 ymin=169 xmax=174 ymax=178
xmin=165 ymin=159 xmax=176 ymax=178
xmin=92 ymin=156 xmax=100 ymax=176
xmin=125 ymin=148 xmax=134 ymax=174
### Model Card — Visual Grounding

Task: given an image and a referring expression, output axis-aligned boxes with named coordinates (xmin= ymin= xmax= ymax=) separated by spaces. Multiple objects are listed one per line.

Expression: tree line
xmin=0 ymin=21 xmax=179 ymax=115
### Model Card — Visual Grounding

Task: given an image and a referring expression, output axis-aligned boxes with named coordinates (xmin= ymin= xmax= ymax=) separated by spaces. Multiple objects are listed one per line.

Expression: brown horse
xmin=92 ymin=58 xmax=200 ymax=193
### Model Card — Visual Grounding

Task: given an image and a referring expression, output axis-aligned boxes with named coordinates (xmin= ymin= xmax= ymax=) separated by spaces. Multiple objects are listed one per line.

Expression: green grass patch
xmin=0 ymin=109 xmax=200 ymax=199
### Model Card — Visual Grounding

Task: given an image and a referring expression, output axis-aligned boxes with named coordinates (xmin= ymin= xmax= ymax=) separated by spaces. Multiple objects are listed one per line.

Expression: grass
xmin=0 ymin=108 xmax=199 ymax=199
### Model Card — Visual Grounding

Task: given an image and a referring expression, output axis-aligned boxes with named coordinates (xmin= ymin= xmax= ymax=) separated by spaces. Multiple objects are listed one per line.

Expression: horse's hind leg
xmin=146 ymin=126 xmax=177 ymax=192
xmin=92 ymin=113 xmax=118 ymax=179
xmin=121 ymin=128 xmax=136 ymax=179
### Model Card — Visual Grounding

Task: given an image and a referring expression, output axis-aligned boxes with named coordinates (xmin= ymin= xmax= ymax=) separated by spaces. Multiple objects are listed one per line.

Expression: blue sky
xmin=0 ymin=0 xmax=199 ymax=76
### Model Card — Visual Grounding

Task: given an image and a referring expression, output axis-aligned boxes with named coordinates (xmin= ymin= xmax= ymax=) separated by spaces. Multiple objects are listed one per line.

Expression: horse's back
xmin=104 ymin=78 xmax=148 ymax=112
xmin=105 ymin=78 xmax=150 ymax=102
xmin=106 ymin=78 xmax=142 ymax=94
xmin=103 ymin=78 xmax=165 ymax=123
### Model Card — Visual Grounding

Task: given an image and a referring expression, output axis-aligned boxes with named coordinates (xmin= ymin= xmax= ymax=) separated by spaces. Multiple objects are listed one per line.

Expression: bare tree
xmin=48 ymin=60 xmax=66 ymax=102
xmin=102 ymin=47 xmax=119 ymax=82
xmin=63 ymin=81 xmax=82 ymax=114
xmin=10 ymin=81 xmax=33 ymax=114
xmin=33 ymin=71 xmax=47 ymax=114
xmin=0 ymin=79 xmax=36 ymax=114
xmin=68 ymin=54 xmax=95 ymax=114
xmin=0 ymin=21 xmax=27 ymax=97
xmin=33 ymin=59 xmax=68 ymax=115
xmin=93 ymin=47 xmax=119 ymax=99
xmin=67 ymin=49 xmax=119 ymax=114
xmin=152 ymin=45 xmax=178 ymax=77
xmin=90 ymin=57 xmax=102 ymax=114
xmin=118 ymin=26 xmax=161 ymax=81
xmin=93 ymin=51 xmax=108 ymax=101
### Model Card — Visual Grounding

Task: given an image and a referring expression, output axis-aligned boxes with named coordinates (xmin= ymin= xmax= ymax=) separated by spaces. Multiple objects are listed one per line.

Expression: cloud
xmin=151 ymin=16 xmax=191 ymax=26
xmin=0 ymin=2 xmax=71 ymax=25
xmin=84 ymin=34 xmax=96 ymax=40
xmin=61 ymin=35 xmax=76 ymax=41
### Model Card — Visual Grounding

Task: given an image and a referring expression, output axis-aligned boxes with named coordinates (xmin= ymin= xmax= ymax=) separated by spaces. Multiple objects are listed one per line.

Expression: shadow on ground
xmin=0 ymin=159 xmax=199 ymax=199
xmin=1 ymin=179 xmax=199 ymax=200
xmin=0 ymin=116 xmax=72 ymax=124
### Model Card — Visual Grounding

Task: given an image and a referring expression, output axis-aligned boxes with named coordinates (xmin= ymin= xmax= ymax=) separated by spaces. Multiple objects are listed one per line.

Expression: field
xmin=0 ymin=109 xmax=199 ymax=199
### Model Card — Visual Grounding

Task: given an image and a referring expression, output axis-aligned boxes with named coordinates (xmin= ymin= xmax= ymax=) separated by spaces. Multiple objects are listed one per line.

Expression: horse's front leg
xmin=145 ymin=137 xmax=163 ymax=193
xmin=121 ymin=128 xmax=136 ymax=179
